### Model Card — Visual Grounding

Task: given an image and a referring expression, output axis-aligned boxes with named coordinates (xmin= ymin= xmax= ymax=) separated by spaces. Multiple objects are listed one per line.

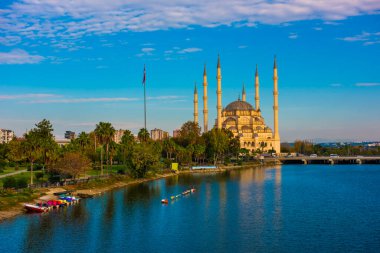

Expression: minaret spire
xmin=255 ymin=64 xmax=260 ymax=111
xmin=203 ymin=64 xmax=208 ymax=132
xmin=216 ymin=54 xmax=222 ymax=129
xmin=273 ymin=56 xmax=280 ymax=153
xmin=194 ymin=82 xmax=198 ymax=124
xmin=242 ymin=82 xmax=246 ymax=102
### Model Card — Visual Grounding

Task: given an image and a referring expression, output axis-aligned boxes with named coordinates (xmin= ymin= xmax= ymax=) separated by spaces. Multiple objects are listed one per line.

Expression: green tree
xmin=177 ymin=121 xmax=201 ymax=147
xmin=108 ymin=141 xmax=118 ymax=171
xmin=7 ymin=138 xmax=25 ymax=170
xmin=130 ymin=143 xmax=160 ymax=178
xmin=95 ymin=122 xmax=115 ymax=175
xmin=23 ymin=131 xmax=42 ymax=185
xmin=34 ymin=119 xmax=55 ymax=172
xmin=204 ymin=128 xmax=229 ymax=165
xmin=137 ymin=128 xmax=150 ymax=143
xmin=77 ymin=132 xmax=91 ymax=153
xmin=119 ymin=130 xmax=136 ymax=166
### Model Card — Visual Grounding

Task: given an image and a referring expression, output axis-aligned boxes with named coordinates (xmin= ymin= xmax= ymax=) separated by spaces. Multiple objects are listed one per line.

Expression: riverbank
xmin=0 ymin=162 xmax=264 ymax=222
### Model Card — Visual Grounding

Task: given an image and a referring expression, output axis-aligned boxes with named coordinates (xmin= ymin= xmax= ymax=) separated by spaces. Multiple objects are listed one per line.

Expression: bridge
xmin=264 ymin=156 xmax=380 ymax=165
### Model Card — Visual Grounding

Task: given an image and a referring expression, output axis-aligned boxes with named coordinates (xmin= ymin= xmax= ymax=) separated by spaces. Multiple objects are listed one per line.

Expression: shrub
xmin=3 ymin=177 xmax=17 ymax=189
xmin=35 ymin=172 xmax=44 ymax=181
xmin=16 ymin=178 xmax=28 ymax=189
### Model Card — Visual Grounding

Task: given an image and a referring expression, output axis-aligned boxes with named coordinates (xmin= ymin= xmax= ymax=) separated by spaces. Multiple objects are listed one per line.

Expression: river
xmin=0 ymin=164 xmax=379 ymax=253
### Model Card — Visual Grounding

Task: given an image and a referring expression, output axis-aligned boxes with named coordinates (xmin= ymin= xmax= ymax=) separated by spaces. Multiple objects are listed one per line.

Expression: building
xmin=56 ymin=139 xmax=71 ymax=147
xmin=193 ymin=55 xmax=281 ymax=153
xmin=173 ymin=129 xmax=181 ymax=138
xmin=151 ymin=128 xmax=169 ymax=141
xmin=64 ymin=131 xmax=76 ymax=140
xmin=113 ymin=129 xmax=125 ymax=143
xmin=0 ymin=129 xmax=15 ymax=144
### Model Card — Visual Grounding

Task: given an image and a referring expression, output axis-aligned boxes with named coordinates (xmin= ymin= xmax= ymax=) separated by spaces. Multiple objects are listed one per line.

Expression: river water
xmin=0 ymin=164 xmax=379 ymax=253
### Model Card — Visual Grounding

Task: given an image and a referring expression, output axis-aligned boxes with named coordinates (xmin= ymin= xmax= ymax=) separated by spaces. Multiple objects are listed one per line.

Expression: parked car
xmin=330 ymin=154 xmax=339 ymax=158
xmin=310 ymin=154 xmax=318 ymax=158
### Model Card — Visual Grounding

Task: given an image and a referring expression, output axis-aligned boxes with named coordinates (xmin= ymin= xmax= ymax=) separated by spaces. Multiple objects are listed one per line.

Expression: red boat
xmin=24 ymin=204 xmax=48 ymax=213
xmin=161 ymin=199 xmax=169 ymax=204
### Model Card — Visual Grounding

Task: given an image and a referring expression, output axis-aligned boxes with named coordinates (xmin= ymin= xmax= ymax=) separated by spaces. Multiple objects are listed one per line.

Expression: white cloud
xmin=330 ymin=83 xmax=342 ymax=87
xmin=238 ymin=45 xmax=248 ymax=49
xmin=0 ymin=35 xmax=21 ymax=46
xmin=355 ymin=82 xmax=380 ymax=87
xmin=0 ymin=93 xmax=59 ymax=100
xmin=1 ymin=0 xmax=380 ymax=49
xmin=338 ymin=31 xmax=380 ymax=45
xmin=288 ymin=32 xmax=298 ymax=39
xmin=26 ymin=95 xmax=185 ymax=104
xmin=177 ymin=47 xmax=202 ymax=54
xmin=141 ymin=47 xmax=155 ymax=53
xmin=0 ymin=49 xmax=45 ymax=64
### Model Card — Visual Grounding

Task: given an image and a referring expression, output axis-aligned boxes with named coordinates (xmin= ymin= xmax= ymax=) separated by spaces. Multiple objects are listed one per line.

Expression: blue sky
xmin=0 ymin=0 xmax=379 ymax=141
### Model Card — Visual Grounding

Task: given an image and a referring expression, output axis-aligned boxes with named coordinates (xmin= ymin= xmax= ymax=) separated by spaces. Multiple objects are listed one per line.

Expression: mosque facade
xmin=193 ymin=56 xmax=281 ymax=154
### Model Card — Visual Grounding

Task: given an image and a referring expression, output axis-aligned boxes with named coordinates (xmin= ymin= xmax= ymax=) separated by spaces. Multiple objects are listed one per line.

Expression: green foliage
xmin=137 ymin=128 xmax=150 ymax=142
xmin=35 ymin=172 xmax=44 ymax=180
xmin=16 ymin=178 xmax=28 ymax=189
xmin=3 ymin=177 xmax=17 ymax=189
xmin=130 ymin=143 xmax=161 ymax=178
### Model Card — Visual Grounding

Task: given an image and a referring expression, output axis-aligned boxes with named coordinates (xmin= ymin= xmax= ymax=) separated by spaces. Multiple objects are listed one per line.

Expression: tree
xmin=204 ymin=128 xmax=229 ymax=165
xmin=77 ymin=132 xmax=91 ymax=153
xmin=130 ymin=143 xmax=160 ymax=178
xmin=95 ymin=122 xmax=115 ymax=175
xmin=7 ymin=138 xmax=25 ymax=170
xmin=138 ymin=128 xmax=150 ymax=143
xmin=23 ymin=131 xmax=41 ymax=185
xmin=119 ymin=130 xmax=136 ymax=166
xmin=162 ymin=138 xmax=176 ymax=160
xmin=34 ymin=119 xmax=55 ymax=172
xmin=53 ymin=152 xmax=91 ymax=179
xmin=177 ymin=121 xmax=201 ymax=147
xmin=108 ymin=141 xmax=118 ymax=171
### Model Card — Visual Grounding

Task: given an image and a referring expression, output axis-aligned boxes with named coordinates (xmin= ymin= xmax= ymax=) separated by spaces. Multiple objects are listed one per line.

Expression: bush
xmin=117 ymin=168 xmax=126 ymax=175
xmin=3 ymin=177 xmax=17 ymax=189
xmin=35 ymin=172 xmax=44 ymax=181
xmin=16 ymin=178 xmax=28 ymax=189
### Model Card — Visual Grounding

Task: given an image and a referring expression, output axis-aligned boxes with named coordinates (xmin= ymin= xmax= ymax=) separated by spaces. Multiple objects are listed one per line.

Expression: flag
xmin=142 ymin=65 xmax=146 ymax=86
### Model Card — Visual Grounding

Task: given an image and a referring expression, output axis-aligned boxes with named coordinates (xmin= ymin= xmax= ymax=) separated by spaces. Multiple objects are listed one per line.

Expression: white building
xmin=0 ymin=129 xmax=15 ymax=144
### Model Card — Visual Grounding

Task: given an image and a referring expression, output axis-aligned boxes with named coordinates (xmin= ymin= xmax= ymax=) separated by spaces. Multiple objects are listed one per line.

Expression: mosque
xmin=193 ymin=55 xmax=280 ymax=154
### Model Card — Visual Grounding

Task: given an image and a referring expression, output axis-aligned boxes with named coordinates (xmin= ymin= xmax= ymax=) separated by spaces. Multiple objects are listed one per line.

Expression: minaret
xmin=255 ymin=64 xmax=260 ymax=111
xmin=216 ymin=55 xmax=222 ymax=129
xmin=203 ymin=64 xmax=208 ymax=132
xmin=273 ymin=56 xmax=280 ymax=153
xmin=242 ymin=82 xmax=246 ymax=102
xmin=194 ymin=82 xmax=198 ymax=124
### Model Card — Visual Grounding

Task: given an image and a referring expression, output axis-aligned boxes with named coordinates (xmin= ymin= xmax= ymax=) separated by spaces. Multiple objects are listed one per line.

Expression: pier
xmin=265 ymin=156 xmax=380 ymax=165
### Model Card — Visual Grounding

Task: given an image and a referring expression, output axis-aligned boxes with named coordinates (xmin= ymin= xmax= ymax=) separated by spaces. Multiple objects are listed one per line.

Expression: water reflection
xmin=1 ymin=165 xmax=379 ymax=253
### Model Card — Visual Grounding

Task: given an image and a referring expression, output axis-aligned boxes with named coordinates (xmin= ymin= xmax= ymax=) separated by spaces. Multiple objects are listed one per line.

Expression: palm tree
xmin=95 ymin=122 xmax=115 ymax=175
xmin=77 ymin=132 xmax=90 ymax=153
xmin=138 ymin=128 xmax=150 ymax=143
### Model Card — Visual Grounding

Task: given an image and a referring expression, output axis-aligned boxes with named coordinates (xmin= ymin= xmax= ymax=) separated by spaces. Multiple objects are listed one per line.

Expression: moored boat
xmin=24 ymin=204 xmax=48 ymax=213
xmin=161 ymin=199 xmax=169 ymax=204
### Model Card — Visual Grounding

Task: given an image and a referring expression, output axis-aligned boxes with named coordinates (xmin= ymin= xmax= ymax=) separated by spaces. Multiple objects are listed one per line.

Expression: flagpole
xmin=143 ymin=64 xmax=147 ymax=131
xmin=144 ymin=77 xmax=147 ymax=131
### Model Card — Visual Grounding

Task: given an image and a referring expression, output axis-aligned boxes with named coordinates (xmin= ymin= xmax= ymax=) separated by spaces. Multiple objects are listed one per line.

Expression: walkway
xmin=0 ymin=169 xmax=27 ymax=179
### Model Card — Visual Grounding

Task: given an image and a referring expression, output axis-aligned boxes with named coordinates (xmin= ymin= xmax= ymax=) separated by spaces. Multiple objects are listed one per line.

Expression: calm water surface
xmin=1 ymin=165 xmax=379 ymax=253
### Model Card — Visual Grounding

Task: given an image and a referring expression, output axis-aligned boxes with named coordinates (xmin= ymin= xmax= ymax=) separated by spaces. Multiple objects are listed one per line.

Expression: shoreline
xmin=0 ymin=162 xmax=264 ymax=223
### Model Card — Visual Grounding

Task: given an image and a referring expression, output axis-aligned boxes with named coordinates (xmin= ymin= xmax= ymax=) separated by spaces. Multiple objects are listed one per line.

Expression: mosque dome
xmin=225 ymin=100 xmax=254 ymax=111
